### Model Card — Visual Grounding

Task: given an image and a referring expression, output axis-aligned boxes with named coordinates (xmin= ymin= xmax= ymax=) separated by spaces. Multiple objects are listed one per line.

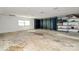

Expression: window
xmin=18 ymin=20 xmax=24 ymax=26
xmin=25 ymin=21 xmax=30 ymax=26
xmin=18 ymin=20 xmax=30 ymax=26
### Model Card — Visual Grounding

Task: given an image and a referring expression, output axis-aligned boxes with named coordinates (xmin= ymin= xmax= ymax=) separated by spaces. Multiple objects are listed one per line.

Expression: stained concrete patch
xmin=6 ymin=45 xmax=24 ymax=51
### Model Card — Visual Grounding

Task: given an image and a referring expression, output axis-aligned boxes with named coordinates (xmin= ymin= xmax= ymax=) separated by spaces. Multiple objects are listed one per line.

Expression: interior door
xmin=34 ymin=19 xmax=41 ymax=29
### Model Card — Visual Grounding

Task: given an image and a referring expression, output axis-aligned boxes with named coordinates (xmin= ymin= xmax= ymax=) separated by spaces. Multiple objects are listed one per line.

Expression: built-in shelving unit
xmin=57 ymin=18 xmax=79 ymax=32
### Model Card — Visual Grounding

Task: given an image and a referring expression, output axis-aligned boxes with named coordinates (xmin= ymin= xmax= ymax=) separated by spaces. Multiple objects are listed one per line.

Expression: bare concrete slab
xmin=0 ymin=29 xmax=79 ymax=51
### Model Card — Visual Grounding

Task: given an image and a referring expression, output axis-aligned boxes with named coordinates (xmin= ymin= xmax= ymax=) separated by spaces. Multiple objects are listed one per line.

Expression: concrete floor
xmin=0 ymin=29 xmax=79 ymax=51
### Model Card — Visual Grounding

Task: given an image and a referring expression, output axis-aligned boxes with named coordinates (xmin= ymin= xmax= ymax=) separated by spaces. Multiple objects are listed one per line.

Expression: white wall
xmin=0 ymin=15 xmax=34 ymax=33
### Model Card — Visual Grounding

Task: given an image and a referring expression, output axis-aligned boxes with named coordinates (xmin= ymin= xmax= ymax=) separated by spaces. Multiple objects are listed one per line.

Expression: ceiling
xmin=0 ymin=7 xmax=79 ymax=18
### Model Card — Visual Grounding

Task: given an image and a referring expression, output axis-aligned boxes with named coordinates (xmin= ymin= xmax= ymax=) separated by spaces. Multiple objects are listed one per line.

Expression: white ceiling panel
xmin=0 ymin=7 xmax=79 ymax=18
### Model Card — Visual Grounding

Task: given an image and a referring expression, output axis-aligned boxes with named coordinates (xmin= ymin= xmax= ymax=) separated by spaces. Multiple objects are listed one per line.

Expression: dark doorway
xmin=51 ymin=17 xmax=57 ymax=31
xmin=34 ymin=19 xmax=41 ymax=29
xmin=50 ymin=17 xmax=57 ymax=30
xmin=34 ymin=17 xmax=57 ymax=31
